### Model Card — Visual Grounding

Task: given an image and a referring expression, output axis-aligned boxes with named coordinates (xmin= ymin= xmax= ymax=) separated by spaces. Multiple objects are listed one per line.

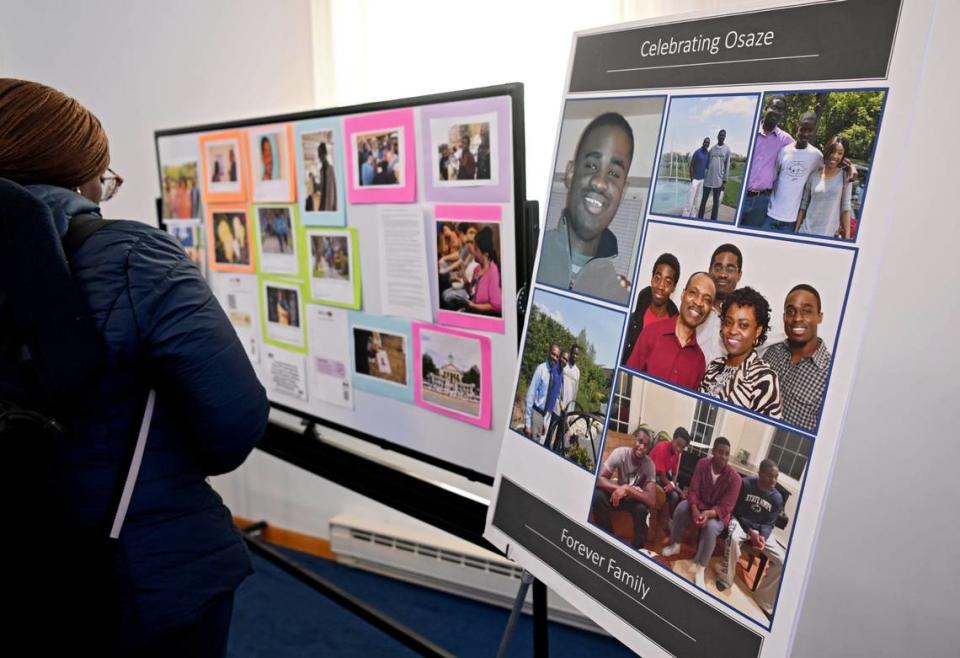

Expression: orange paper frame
xmin=246 ymin=123 xmax=297 ymax=203
xmin=206 ymin=205 xmax=257 ymax=273
xmin=200 ymin=130 xmax=249 ymax=203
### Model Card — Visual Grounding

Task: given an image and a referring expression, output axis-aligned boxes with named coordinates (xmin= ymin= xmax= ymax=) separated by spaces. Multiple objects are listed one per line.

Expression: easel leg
xmin=495 ymin=570 xmax=535 ymax=658
xmin=534 ymin=578 xmax=548 ymax=657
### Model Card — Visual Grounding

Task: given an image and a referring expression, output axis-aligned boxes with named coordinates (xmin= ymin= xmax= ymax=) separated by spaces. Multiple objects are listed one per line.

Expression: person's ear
xmin=564 ymin=159 xmax=574 ymax=190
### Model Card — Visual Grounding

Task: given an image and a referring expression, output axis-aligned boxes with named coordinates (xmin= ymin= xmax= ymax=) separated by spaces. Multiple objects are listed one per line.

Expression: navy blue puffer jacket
xmin=23 ymin=184 xmax=269 ymax=640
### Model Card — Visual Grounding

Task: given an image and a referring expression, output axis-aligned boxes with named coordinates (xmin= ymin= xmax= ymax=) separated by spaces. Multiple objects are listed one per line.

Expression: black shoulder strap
xmin=62 ymin=214 xmax=111 ymax=259
xmin=0 ymin=200 xmax=108 ymax=410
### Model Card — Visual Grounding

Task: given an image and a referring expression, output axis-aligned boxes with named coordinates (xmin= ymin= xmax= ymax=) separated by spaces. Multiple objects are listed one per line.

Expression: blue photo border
xmin=293 ymin=116 xmax=348 ymax=227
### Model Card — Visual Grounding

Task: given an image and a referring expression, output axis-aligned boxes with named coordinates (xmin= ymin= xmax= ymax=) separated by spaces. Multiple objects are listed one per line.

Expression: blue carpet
xmin=228 ymin=545 xmax=638 ymax=657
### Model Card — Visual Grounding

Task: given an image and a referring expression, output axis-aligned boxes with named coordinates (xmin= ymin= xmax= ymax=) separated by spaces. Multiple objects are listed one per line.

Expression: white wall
xmin=314 ymin=0 xmax=629 ymax=212
xmin=0 ymin=0 xmax=316 ymax=225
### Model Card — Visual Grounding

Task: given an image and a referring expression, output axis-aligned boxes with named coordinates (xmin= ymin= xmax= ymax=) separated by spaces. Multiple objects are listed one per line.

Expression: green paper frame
xmin=298 ymin=225 xmax=362 ymax=310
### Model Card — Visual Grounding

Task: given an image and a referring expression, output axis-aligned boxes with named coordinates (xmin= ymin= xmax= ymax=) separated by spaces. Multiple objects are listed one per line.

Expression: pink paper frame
xmin=344 ymin=108 xmax=417 ymax=203
xmin=413 ymin=323 xmax=492 ymax=428
xmin=435 ymin=204 xmax=504 ymax=334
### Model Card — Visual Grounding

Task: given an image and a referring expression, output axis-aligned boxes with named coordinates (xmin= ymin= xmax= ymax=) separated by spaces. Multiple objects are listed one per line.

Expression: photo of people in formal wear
xmin=352 ymin=327 xmax=408 ymax=386
xmin=510 ymin=288 xmax=625 ymax=472
xmin=739 ymin=89 xmax=887 ymax=241
xmin=354 ymin=128 xmax=403 ymax=187
xmin=212 ymin=211 xmax=251 ymax=266
xmin=200 ymin=131 xmax=247 ymax=202
xmin=436 ymin=220 xmax=502 ymax=319
xmin=161 ymin=161 xmax=201 ymax=220
xmin=301 ymin=129 xmax=338 ymax=212
xmin=621 ymin=221 xmax=855 ymax=433
xmin=650 ymin=94 xmax=758 ymax=222
xmin=594 ymin=374 xmax=808 ymax=626
xmin=536 ymin=97 xmax=666 ymax=306
xmin=429 ymin=113 xmax=497 ymax=186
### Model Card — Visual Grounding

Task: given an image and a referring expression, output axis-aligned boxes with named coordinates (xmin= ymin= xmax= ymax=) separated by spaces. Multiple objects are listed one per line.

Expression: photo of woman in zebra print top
xmin=699 ymin=286 xmax=783 ymax=418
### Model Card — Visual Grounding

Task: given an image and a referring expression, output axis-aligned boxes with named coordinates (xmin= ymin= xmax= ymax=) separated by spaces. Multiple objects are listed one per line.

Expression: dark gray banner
xmin=493 ymin=477 xmax=763 ymax=658
xmin=570 ymin=0 xmax=901 ymax=92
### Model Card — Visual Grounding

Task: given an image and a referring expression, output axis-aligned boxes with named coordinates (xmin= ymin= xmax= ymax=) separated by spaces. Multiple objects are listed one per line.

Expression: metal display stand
xmin=254 ymin=416 xmax=552 ymax=656
xmin=242 ymin=521 xmax=455 ymax=658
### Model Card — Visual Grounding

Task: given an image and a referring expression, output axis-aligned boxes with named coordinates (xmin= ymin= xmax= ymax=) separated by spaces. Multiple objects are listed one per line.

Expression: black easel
xmin=241 ymin=520 xmax=455 ymax=658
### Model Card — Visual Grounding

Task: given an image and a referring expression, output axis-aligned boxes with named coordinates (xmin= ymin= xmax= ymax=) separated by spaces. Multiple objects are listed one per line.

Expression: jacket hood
xmin=25 ymin=184 xmax=101 ymax=236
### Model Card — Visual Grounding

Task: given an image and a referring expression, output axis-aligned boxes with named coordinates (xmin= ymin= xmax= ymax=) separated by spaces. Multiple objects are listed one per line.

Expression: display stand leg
xmin=241 ymin=522 xmax=455 ymax=658
xmin=533 ymin=578 xmax=549 ymax=658
xmin=495 ymin=570 xmax=535 ymax=658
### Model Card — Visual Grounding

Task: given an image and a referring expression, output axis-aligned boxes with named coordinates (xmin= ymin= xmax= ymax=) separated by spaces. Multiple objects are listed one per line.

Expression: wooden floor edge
xmin=234 ymin=516 xmax=335 ymax=561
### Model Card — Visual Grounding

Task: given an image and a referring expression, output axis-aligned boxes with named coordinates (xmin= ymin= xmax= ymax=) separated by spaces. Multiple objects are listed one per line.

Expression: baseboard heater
xmin=329 ymin=514 xmax=602 ymax=633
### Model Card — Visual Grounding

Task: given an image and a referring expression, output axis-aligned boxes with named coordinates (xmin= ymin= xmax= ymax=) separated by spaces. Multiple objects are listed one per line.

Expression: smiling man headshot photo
xmin=537 ymin=112 xmax=635 ymax=305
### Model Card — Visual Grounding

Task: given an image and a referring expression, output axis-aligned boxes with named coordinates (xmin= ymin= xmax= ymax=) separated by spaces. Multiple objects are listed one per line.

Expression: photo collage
xmin=516 ymin=87 xmax=886 ymax=629
xmin=159 ymin=95 xmax=515 ymax=432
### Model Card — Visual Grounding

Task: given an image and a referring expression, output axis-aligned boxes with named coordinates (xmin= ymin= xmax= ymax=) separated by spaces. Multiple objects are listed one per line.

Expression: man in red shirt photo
xmin=648 ymin=426 xmax=691 ymax=522
xmin=624 ymin=271 xmax=715 ymax=389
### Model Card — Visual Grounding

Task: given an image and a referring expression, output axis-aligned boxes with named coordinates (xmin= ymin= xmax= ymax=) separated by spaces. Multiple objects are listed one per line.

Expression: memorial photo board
xmin=484 ymin=2 xmax=932 ymax=656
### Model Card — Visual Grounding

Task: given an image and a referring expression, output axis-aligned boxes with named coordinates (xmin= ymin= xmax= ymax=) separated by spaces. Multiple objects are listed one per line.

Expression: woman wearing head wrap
xmin=0 ymin=78 xmax=268 ymax=656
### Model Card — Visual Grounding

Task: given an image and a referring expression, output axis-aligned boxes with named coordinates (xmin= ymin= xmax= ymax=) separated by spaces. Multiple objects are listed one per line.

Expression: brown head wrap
xmin=0 ymin=78 xmax=110 ymax=188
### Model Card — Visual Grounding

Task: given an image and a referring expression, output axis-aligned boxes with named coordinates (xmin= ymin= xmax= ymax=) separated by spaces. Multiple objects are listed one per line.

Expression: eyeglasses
xmin=711 ymin=263 xmax=740 ymax=275
xmin=100 ymin=168 xmax=123 ymax=202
